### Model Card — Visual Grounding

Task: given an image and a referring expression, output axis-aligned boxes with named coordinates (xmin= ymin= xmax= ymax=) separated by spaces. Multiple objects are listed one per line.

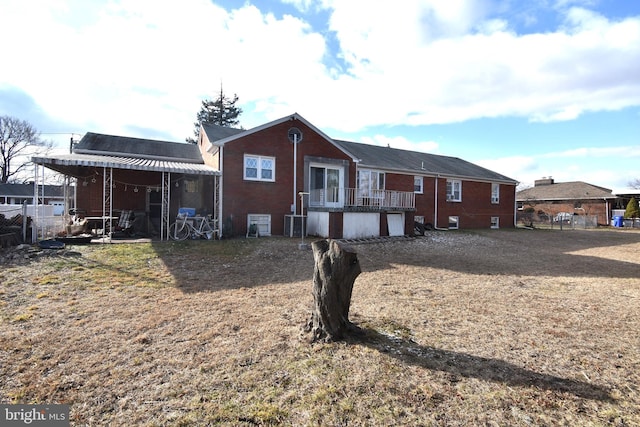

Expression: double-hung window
xmin=414 ymin=176 xmax=423 ymax=194
xmin=244 ymin=155 xmax=275 ymax=182
xmin=491 ymin=183 xmax=500 ymax=204
xmin=357 ymin=169 xmax=385 ymax=197
xmin=446 ymin=179 xmax=461 ymax=202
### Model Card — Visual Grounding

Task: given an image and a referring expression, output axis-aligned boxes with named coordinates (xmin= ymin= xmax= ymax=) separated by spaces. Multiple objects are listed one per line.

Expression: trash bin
xmin=613 ymin=216 xmax=624 ymax=227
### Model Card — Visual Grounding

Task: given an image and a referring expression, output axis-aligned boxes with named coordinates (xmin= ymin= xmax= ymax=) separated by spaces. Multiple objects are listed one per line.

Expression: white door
xmin=387 ymin=213 xmax=404 ymax=236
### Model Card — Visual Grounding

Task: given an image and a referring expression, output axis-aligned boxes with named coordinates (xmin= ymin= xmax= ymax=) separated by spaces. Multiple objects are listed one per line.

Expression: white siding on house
xmin=307 ymin=211 xmax=330 ymax=237
xmin=343 ymin=212 xmax=379 ymax=239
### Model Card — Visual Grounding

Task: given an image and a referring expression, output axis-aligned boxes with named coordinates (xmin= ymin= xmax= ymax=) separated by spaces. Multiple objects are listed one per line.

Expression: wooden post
xmin=305 ymin=239 xmax=361 ymax=342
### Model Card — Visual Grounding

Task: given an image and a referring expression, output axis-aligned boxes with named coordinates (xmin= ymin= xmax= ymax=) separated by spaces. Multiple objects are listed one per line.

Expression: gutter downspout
xmin=433 ymin=175 xmax=449 ymax=230
xmin=219 ymin=145 xmax=224 ymax=239
xmin=434 ymin=175 xmax=438 ymax=228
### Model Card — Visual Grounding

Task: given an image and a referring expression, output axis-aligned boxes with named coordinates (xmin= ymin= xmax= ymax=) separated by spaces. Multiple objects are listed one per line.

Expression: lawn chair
xmin=115 ymin=210 xmax=135 ymax=236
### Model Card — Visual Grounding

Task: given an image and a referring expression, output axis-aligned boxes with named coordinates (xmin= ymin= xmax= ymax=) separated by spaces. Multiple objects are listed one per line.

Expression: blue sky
xmin=0 ymin=0 xmax=638 ymax=190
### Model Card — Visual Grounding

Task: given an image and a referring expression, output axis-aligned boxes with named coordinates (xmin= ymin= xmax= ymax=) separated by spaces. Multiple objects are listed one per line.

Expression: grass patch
xmin=0 ymin=231 xmax=639 ymax=425
xmin=12 ymin=312 xmax=33 ymax=322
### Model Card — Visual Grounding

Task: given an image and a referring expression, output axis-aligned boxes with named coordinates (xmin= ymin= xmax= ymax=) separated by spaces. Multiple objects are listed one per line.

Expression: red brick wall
xmin=413 ymin=177 xmax=515 ymax=229
xmin=75 ymin=169 xmax=213 ymax=219
xmin=222 ymin=119 xmax=352 ymax=236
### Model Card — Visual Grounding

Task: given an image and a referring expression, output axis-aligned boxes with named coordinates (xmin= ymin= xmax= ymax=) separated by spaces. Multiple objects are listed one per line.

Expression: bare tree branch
xmin=0 ymin=115 xmax=51 ymax=183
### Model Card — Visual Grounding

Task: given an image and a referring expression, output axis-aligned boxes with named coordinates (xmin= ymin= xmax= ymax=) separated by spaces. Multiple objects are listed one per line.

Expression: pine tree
xmin=187 ymin=86 xmax=242 ymax=144
xmin=624 ymin=197 xmax=640 ymax=219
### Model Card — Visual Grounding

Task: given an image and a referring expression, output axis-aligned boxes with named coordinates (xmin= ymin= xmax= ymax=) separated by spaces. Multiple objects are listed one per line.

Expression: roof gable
xmin=201 ymin=113 xmax=359 ymax=161
xmin=200 ymin=123 xmax=245 ymax=142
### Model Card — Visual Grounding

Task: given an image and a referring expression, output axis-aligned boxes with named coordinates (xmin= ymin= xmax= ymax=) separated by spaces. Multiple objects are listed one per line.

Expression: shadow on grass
xmin=347 ymin=327 xmax=613 ymax=402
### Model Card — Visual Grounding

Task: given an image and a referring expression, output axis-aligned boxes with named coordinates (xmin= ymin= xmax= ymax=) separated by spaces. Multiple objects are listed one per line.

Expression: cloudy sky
xmin=1 ymin=0 xmax=639 ymax=190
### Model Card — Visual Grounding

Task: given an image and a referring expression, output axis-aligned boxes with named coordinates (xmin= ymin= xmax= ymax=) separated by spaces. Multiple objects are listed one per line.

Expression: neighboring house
xmin=612 ymin=188 xmax=640 ymax=214
xmin=516 ymin=178 xmax=618 ymax=225
xmin=199 ymin=113 xmax=518 ymax=238
xmin=0 ymin=183 xmax=66 ymax=215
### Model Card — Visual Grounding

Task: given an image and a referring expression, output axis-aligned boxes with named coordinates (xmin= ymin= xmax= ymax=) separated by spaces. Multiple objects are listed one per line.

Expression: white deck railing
xmin=310 ymin=188 xmax=415 ymax=210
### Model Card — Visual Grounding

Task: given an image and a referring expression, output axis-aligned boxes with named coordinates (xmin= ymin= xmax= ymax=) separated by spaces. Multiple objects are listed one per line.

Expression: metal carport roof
xmin=32 ymin=153 xmax=219 ymax=177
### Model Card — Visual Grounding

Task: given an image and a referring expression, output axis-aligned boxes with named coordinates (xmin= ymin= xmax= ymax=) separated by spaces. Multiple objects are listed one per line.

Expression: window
xmin=491 ymin=183 xmax=500 ymax=204
xmin=448 ymin=216 xmax=459 ymax=229
xmin=446 ymin=179 xmax=461 ymax=202
xmin=247 ymin=214 xmax=271 ymax=236
xmin=491 ymin=216 xmax=499 ymax=229
xmin=244 ymin=155 xmax=275 ymax=181
xmin=184 ymin=179 xmax=198 ymax=193
xmin=357 ymin=169 xmax=385 ymax=197
xmin=414 ymin=176 xmax=423 ymax=194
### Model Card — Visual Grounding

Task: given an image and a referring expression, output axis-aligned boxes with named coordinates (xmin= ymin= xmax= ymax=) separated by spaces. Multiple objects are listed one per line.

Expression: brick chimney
xmin=534 ymin=177 xmax=555 ymax=186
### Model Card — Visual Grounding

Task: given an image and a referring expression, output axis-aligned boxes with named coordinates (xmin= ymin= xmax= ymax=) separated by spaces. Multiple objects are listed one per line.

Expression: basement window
xmin=247 ymin=214 xmax=271 ymax=236
xmin=448 ymin=216 xmax=459 ymax=229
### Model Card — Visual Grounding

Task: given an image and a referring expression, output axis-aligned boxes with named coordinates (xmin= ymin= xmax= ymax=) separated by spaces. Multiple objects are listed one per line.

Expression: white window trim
xmin=244 ymin=154 xmax=275 ymax=182
xmin=309 ymin=163 xmax=345 ymax=208
xmin=491 ymin=183 xmax=500 ymax=204
xmin=247 ymin=214 xmax=271 ymax=236
xmin=414 ymin=176 xmax=423 ymax=194
xmin=446 ymin=179 xmax=462 ymax=202
xmin=491 ymin=216 xmax=500 ymax=229
xmin=448 ymin=216 xmax=459 ymax=230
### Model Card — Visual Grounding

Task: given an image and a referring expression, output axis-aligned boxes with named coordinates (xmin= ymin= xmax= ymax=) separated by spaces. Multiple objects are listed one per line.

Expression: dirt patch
xmin=1 ymin=229 xmax=639 ymax=425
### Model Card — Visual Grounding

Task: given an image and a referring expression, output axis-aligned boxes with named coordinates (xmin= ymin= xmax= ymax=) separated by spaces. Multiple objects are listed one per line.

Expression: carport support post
xmin=102 ymin=167 xmax=113 ymax=240
xmin=161 ymin=172 xmax=170 ymax=241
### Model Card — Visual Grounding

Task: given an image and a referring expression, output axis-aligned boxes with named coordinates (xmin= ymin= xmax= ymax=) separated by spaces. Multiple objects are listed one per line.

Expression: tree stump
xmin=305 ymin=239 xmax=361 ymax=342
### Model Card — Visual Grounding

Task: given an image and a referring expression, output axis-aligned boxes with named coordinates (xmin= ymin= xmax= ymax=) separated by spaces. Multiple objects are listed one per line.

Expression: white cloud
xmin=479 ymin=145 xmax=640 ymax=190
xmin=308 ymin=1 xmax=640 ymax=130
xmin=1 ymin=0 xmax=639 ymax=141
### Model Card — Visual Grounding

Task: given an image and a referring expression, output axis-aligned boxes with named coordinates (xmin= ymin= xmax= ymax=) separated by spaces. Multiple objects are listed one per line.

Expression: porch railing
xmin=310 ymin=188 xmax=415 ymax=210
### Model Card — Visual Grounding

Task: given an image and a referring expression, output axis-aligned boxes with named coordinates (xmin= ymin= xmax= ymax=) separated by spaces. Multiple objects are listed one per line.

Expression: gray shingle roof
xmin=201 ymin=123 xmax=245 ymax=142
xmin=74 ymin=132 xmax=204 ymax=163
xmin=0 ymin=183 xmax=64 ymax=197
xmin=33 ymin=132 xmax=219 ymax=176
xmin=333 ymin=140 xmax=517 ymax=183
xmin=517 ymin=181 xmax=615 ymax=201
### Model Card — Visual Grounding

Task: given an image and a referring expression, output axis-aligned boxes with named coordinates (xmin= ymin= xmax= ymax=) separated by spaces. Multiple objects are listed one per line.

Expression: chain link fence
xmin=0 ymin=204 xmax=66 ymax=246
xmin=517 ymin=212 xmax=599 ymax=229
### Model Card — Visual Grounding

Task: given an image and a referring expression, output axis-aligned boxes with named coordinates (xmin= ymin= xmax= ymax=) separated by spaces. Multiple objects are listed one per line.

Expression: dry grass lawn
xmin=1 ymin=228 xmax=639 ymax=426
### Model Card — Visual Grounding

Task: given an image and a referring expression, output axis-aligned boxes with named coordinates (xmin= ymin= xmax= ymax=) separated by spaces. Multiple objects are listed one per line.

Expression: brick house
xmin=200 ymin=113 xmax=518 ymax=238
xmin=516 ymin=178 xmax=618 ymax=225
xmin=33 ymin=113 xmax=517 ymax=240
xmin=0 ymin=183 xmax=65 ymax=213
